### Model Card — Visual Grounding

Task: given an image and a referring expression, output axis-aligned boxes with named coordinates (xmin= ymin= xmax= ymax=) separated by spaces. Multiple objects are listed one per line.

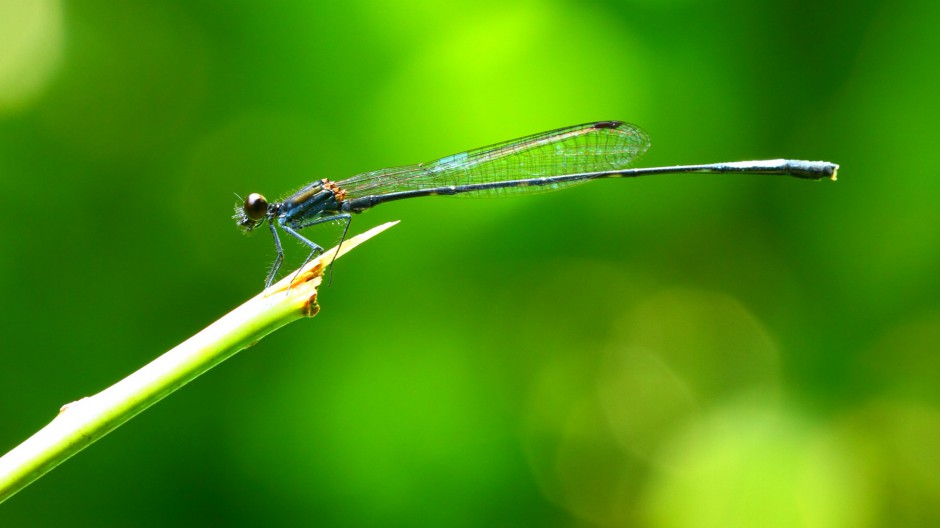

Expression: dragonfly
xmin=235 ymin=120 xmax=838 ymax=287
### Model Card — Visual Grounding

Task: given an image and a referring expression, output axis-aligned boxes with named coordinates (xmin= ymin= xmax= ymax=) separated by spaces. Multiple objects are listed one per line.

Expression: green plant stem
xmin=0 ymin=221 xmax=398 ymax=504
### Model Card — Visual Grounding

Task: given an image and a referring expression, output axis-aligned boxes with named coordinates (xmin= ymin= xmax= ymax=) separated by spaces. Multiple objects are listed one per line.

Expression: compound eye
xmin=243 ymin=193 xmax=268 ymax=221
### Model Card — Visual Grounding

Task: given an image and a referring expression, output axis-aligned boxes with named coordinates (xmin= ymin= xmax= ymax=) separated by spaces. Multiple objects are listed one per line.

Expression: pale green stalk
xmin=0 ymin=221 xmax=398 ymax=504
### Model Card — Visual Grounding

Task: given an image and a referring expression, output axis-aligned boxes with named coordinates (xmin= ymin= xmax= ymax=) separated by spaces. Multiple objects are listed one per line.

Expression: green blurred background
xmin=1 ymin=0 xmax=938 ymax=526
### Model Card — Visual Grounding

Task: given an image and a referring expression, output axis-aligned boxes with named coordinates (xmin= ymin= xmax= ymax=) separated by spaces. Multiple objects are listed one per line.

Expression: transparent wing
xmin=338 ymin=121 xmax=650 ymax=198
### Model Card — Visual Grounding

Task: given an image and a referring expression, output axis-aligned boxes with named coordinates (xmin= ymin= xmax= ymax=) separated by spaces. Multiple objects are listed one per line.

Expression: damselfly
xmin=235 ymin=120 xmax=838 ymax=287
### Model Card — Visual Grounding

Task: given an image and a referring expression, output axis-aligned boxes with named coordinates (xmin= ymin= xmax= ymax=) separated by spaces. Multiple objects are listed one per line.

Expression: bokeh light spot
xmin=643 ymin=400 xmax=873 ymax=528
xmin=0 ymin=0 xmax=63 ymax=113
